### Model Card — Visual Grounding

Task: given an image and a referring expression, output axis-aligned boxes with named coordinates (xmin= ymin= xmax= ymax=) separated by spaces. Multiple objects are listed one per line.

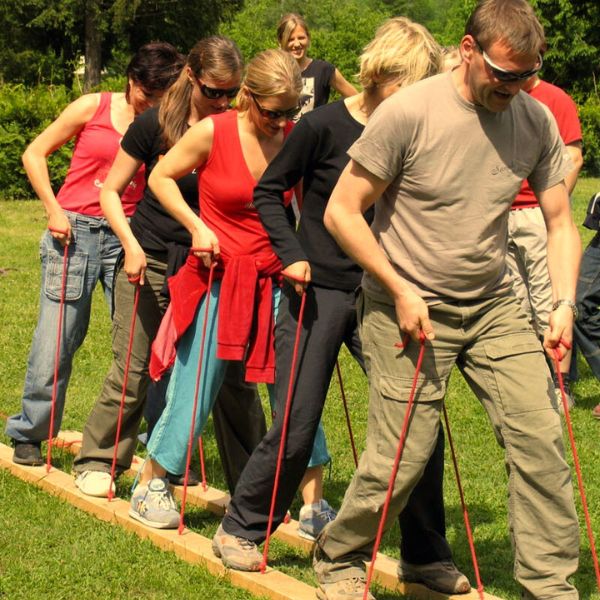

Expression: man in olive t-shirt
xmin=313 ymin=2 xmax=581 ymax=600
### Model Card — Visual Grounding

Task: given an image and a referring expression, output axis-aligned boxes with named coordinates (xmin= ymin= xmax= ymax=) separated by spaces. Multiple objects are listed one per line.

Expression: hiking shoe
xmin=166 ymin=469 xmax=200 ymax=486
xmin=212 ymin=524 xmax=262 ymax=571
xmin=12 ymin=441 xmax=43 ymax=466
xmin=129 ymin=478 xmax=179 ymax=529
xmin=298 ymin=499 xmax=337 ymax=541
xmin=397 ymin=559 xmax=471 ymax=594
xmin=316 ymin=577 xmax=376 ymax=600
xmin=75 ymin=470 xmax=115 ymax=497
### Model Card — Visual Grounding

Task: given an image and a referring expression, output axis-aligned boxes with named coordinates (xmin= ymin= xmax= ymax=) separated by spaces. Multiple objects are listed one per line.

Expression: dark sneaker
xmin=129 ymin=478 xmax=179 ymax=529
xmin=298 ymin=499 xmax=337 ymax=541
xmin=316 ymin=577 xmax=376 ymax=600
xmin=397 ymin=559 xmax=471 ymax=594
xmin=212 ymin=524 xmax=262 ymax=571
xmin=12 ymin=441 xmax=43 ymax=466
xmin=166 ymin=470 xmax=200 ymax=486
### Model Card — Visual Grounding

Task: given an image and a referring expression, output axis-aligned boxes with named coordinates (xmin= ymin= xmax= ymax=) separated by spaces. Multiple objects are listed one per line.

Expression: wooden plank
xmin=49 ymin=434 xmax=505 ymax=600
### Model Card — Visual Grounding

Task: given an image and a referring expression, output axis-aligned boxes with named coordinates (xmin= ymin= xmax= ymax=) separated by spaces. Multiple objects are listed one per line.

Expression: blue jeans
xmin=148 ymin=281 xmax=329 ymax=475
xmin=574 ymin=231 xmax=600 ymax=379
xmin=5 ymin=212 xmax=122 ymax=443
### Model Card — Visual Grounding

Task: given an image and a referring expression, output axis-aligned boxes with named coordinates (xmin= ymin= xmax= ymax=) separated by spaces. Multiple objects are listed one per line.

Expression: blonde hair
xmin=465 ymin=0 xmax=545 ymax=55
xmin=159 ymin=36 xmax=243 ymax=148
xmin=359 ymin=17 xmax=443 ymax=91
xmin=236 ymin=49 xmax=302 ymax=111
xmin=276 ymin=13 xmax=310 ymax=49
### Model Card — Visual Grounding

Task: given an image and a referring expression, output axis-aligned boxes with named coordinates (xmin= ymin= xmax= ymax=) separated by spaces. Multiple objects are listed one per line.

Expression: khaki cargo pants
xmin=315 ymin=292 xmax=579 ymax=600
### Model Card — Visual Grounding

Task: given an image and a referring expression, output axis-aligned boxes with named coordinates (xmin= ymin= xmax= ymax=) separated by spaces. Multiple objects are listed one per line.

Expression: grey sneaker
xmin=12 ymin=441 xmax=43 ymax=466
xmin=298 ymin=499 xmax=337 ymax=541
xmin=129 ymin=478 xmax=179 ymax=529
xmin=397 ymin=559 xmax=471 ymax=594
xmin=316 ymin=577 xmax=376 ymax=600
xmin=555 ymin=387 xmax=575 ymax=413
xmin=212 ymin=524 xmax=262 ymax=571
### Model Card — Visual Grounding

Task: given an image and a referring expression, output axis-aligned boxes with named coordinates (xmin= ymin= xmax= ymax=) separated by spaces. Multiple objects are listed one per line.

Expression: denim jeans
xmin=574 ymin=231 xmax=600 ymax=379
xmin=5 ymin=211 xmax=121 ymax=443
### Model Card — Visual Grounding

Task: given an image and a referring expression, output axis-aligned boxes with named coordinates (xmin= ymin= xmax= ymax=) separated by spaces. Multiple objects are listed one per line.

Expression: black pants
xmin=223 ymin=284 xmax=452 ymax=564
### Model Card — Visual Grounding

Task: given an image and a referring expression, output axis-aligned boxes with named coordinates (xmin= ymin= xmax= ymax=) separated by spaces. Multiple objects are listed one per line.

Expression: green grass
xmin=1 ymin=179 xmax=600 ymax=600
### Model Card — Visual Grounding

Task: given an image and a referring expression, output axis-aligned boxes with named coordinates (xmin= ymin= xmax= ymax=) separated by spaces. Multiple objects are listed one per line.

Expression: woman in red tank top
xmin=123 ymin=49 xmax=302 ymax=530
xmin=6 ymin=43 xmax=184 ymax=467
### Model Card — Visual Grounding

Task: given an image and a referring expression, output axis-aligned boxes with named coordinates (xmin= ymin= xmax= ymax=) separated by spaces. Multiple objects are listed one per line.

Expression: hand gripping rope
xmin=552 ymin=340 xmax=600 ymax=591
xmin=107 ymin=275 xmax=141 ymax=501
xmin=260 ymin=284 xmax=308 ymax=573
xmin=335 ymin=360 xmax=359 ymax=468
xmin=179 ymin=256 xmax=216 ymax=535
xmin=46 ymin=228 xmax=69 ymax=472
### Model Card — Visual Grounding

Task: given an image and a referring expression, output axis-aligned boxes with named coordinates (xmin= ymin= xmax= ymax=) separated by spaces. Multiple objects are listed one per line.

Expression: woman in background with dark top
xmin=73 ymin=37 xmax=266 ymax=499
xmin=277 ymin=12 xmax=357 ymax=118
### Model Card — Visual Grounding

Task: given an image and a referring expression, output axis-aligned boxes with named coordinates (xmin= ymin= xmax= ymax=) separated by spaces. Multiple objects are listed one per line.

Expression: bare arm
xmin=564 ymin=142 xmax=583 ymax=196
xmin=538 ymin=180 xmax=581 ymax=354
xmin=330 ymin=68 xmax=358 ymax=98
xmin=324 ymin=160 xmax=434 ymax=341
xmin=22 ymin=94 xmax=100 ymax=245
xmin=148 ymin=118 xmax=217 ymax=267
xmin=100 ymin=149 xmax=146 ymax=283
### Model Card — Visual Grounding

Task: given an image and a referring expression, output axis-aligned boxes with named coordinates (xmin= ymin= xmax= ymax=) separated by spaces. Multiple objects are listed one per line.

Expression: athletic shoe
xmin=555 ymin=386 xmax=575 ymax=413
xmin=212 ymin=524 xmax=262 ymax=571
xmin=129 ymin=478 xmax=179 ymax=529
xmin=593 ymin=403 xmax=600 ymax=420
xmin=12 ymin=441 xmax=43 ymax=466
xmin=316 ymin=577 xmax=376 ymax=600
xmin=298 ymin=500 xmax=337 ymax=541
xmin=166 ymin=470 xmax=200 ymax=486
xmin=75 ymin=470 xmax=115 ymax=497
xmin=397 ymin=559 xmax=471 ymax=594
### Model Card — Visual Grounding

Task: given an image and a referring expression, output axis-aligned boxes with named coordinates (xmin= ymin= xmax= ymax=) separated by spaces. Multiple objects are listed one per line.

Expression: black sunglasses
xmin=474 ymin=39 xmax=543 ymax=82
xmin=250 ymin=93 xmax=301 ymax=121
xmin=197 ymin=79 xmax=240 ymax=100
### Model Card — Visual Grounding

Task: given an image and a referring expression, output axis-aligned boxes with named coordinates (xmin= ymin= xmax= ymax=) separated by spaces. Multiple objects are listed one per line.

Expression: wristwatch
xmin=551 ymin=299 xmax=579 ymax=320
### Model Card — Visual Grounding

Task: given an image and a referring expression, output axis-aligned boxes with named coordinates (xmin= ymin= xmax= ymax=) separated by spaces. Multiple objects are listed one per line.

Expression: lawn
xmin=0 ymin=178 xmax=599 ymax=600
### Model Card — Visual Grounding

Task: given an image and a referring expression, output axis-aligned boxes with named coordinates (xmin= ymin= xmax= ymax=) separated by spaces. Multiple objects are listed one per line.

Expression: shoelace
xmin=151 ymin=489 xmax=175 ymax=510
xmin=235 ymin=536 xmax=256 ymax=551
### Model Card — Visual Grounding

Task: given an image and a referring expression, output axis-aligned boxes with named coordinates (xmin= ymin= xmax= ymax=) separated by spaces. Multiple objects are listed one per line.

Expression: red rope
xmin=443 ymin=404 xmax=484 ymax=599
xmin=552 ymin=347 xmax=600 ymax=590
xmin=336 ymin=360 xmax=358 ymax=468
xmin=198 ymin=437 xmax=208 ymax=492
xmin=178 ymin=262 xmax=216 ymax=535
xmin=107 ymin=282 xmax=141 ymax=501
xmin=46 ymin=243 xmax=69 ymax=472
xmin=363 ymin=332 xmax=426 ymax=600
xmin=260 ymin=290 xmax=307 ymax=573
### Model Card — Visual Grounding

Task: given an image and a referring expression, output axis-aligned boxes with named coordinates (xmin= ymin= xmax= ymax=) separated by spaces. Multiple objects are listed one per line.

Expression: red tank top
xmin=197 ymin=110 xmax=293 ymax=257
xmin=56 ymin=92 xmax=145 ymax=217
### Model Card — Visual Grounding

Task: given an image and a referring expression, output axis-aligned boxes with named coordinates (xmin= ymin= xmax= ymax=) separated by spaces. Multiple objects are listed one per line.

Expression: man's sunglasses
xmin=475 ymin=40 xmax=543 ymax=82
xmin=250 ymin=93 xmax=301 ymax=121
xmin=198 ymin=80 xmax=240 ymax=100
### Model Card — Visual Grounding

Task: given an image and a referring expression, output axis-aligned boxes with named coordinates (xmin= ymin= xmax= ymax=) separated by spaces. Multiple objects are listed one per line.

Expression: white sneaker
xmin=75 ymin=470 xmax=115 ymax=497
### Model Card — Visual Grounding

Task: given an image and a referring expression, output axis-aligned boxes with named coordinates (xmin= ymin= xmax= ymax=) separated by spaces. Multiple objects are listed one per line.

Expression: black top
xmin=254 ymin=100 xmax=373 ymax=291
xmin=298 ymin=59 xmax=336 ymax=118
xmin=122 ymin=107 xmax=198 ymax=252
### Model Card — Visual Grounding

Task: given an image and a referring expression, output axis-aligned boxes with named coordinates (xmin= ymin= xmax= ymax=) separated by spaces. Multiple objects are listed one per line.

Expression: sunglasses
xmin=475 ymin=40 xmax=543 ymax=82
xmin=250 ymin=93 xmax=301 ymax=121
xmin=197 ymin=79 xmax=240 ymax=100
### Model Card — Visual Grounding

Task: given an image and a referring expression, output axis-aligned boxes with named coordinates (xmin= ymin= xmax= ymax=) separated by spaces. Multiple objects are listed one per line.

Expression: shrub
xmin=579 ymin=94 xmax=600 ymax=176
xmin=0 ymin=83 xmax=74 ymax=199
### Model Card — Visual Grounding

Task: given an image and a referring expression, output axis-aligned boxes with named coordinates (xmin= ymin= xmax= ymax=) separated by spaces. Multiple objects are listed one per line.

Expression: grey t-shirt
xmin=348 ymin=72 xmax=571 ymax=304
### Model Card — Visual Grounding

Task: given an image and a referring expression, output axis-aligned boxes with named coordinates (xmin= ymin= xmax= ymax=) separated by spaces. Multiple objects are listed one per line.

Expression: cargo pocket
xmin=483 ymin=333 xmax=550 ymax=415
xmin=43 ymin=245 xmax=87 ymax=302
xmin=375 ymin=374 xmax=445 ymax=461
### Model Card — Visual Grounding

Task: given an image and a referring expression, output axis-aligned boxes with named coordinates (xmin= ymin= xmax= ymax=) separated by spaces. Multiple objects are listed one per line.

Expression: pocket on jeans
xmin=375 ymin=374 xmax=445 ymax=461
xmin=43 ymin=246 xmax=87 ymax=301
